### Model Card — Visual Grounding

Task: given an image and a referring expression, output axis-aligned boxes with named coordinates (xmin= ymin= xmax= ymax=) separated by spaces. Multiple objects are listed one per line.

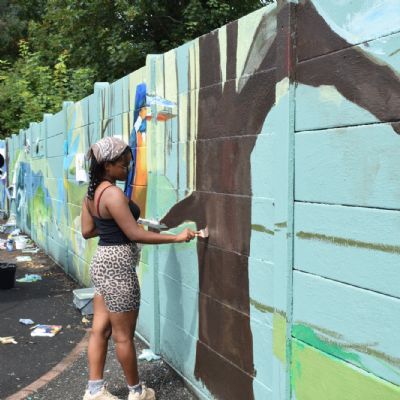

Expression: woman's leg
xmin=87 ymin=295 xmax=112 ymax=380
xmin=109 ymin=309 xmax=139 ymax=385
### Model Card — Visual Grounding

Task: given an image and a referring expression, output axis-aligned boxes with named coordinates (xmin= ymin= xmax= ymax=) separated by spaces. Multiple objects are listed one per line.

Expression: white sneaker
xmin=83 ymin=386 xmax=121 ymax=400
xmin=128 ymin=384 xmax=156 ymax=400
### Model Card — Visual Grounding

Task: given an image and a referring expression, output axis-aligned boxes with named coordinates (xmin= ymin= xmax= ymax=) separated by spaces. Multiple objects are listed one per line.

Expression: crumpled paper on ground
xmin=138 ymin=349 xmax=161 ymax=362
xmin=0 ymin=336 xmax=17 ymax=344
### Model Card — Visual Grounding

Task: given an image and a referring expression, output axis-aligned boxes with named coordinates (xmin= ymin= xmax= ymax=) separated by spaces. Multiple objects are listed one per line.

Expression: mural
xmin=125 ymin=83 xmax=177 ymax=215
xmin=0 ymin=140 xmax=6 ymax=213
xmin=1 ymin=1 xmax=399 ymax=399
xmin=161 ymin=6 xmax=281 ymax=398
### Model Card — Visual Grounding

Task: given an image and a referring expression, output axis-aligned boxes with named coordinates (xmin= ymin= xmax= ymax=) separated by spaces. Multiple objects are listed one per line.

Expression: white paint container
xmin=15 ymin=238 xmax=27 ymax=250
xmin=73 ymin=288 xmax=95 ymax=315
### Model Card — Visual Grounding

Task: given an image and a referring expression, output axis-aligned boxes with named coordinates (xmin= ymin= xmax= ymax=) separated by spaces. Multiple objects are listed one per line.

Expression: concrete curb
xmin=5 ymin=330 xmax=90 ymax=400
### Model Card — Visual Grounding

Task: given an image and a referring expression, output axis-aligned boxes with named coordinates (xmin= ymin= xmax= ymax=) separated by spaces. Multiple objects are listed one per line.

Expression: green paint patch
xmin=275 ymin=221 xmax=287 ymax=228
xmin=67 ymin=182 xmax=88 ymax=208
xmin=291 ymin=339 xmax=400 ymax=400
xmin=293 ymin=323 xmax=400 ymax=368
xmin=292 ymin=324 xmax=361 ymax=366
xmin=249 ymin=301 xmax=288 ymax=364
xmin=296 ymin=231 xmax=400 ymax=254
xmin=273 ymin=312 xmax=287 ymax=364
xmin=251 ymin=224 xmax=274 ymax=235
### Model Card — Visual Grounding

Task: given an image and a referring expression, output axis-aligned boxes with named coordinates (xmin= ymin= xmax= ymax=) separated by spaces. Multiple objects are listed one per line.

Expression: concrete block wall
xmin=290 ymin=1 xmax=400 ymax=399
xmin=0 ymin=140 xmax=6 ymax=212
xmin=1 ymin=1 xmax=399 ymax=399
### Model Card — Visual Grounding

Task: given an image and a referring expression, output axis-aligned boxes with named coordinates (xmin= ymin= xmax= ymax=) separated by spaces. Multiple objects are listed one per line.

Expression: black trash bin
xmin=0 ymin=263 xmax=17 ymax=290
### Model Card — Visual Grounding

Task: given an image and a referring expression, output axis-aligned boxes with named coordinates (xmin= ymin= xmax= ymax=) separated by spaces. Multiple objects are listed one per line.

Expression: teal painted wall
xmin=1 ymin=1 xmax=400 ymax=399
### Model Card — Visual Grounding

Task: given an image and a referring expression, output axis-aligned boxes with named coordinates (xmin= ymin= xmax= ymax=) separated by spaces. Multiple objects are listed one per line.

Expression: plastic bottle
xmin=6 ymin=239 xmax=14 ymax=252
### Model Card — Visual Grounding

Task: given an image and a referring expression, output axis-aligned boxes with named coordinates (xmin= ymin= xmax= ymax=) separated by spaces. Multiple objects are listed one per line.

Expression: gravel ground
xmin=29 ymin=335 xmax=198 ymax=400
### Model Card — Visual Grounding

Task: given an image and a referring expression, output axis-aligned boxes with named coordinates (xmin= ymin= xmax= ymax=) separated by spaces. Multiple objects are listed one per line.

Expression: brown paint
xmin=162 ymin=16 xmax=279 ymax=400
xmin=198 ymin=242 xmax=250 ymax=314
xmin=296 ymin=0 xmax=349 ymax=61
xmin=297 ymin=0 xmax=400 ymax=134
xmin=195 ymin=341 xmax=254 ymax=400
xmin=160 ymin=2 xmax=400 ymax=397
xmin=161 ymin=3 xmax=296 ymax=399
xmin=198 ymin=293 xmax=254 ymax=374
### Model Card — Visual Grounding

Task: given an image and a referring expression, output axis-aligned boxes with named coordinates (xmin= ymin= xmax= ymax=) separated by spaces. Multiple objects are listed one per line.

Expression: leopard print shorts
xmin=90 ymin=243 xmax=141 ymax=312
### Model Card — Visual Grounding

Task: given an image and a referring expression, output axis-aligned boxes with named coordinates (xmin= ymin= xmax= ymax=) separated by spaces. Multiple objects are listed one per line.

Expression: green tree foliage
xmin=0 ymin=41 xmax=94 ymax=138
xmin=0 ymin=0 xmax=271 ymax=138
xmin=0 ymin=0 xmax=46 ymax=62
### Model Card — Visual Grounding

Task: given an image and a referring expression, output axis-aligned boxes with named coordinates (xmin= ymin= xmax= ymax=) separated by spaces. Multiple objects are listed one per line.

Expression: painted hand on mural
xmin=161 ymin=5 xmax=282 ymax=400
xmin=296 ymin=0 xmax=400 ymax=135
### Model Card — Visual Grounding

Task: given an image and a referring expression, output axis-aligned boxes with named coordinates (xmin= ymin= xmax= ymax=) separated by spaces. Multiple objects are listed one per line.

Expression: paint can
xmin=15 ymin=238 xmax=27 ymax=250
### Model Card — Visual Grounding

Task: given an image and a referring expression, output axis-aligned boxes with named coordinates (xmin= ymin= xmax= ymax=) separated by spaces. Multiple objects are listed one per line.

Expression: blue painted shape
xmin=250 ymin=197 xmax=275 ymax=262
xmin=176 ymin=42 xmax=190 ymax=94
xmin=250 ymin=317 xmax=274 ymax=390
xmin=295 ymin=84 xmax=379 ymax=132
xmin=125 ymin=82 xmax=147 ymax=199
xmin=294 ymin=202 xmax=400 ymax=298
xmin=109 ymin=79 xmax=122 ymax=118
xmin=158 ymin=272 xmax=198 ymax=337
xmin=295 ymin=123 xmax=400 ymax=209
xmin=310 ymin=0 xmax=400 ymax=48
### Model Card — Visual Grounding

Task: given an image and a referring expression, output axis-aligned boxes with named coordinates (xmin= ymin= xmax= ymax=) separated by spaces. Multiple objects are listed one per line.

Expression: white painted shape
xmin=219 ymin=25 xmax=227 ymax=86
xmin=237 ymin=4 xmax=277 ymax=91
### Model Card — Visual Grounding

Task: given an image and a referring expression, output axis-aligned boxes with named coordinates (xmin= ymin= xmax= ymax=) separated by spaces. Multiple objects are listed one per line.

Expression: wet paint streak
xmin=250 ymin=298 xmax=274 ymax=314
xmin=293 ymin=324 xmax=361 ymax=365
xmin=296 ymin=231 xmax=400 ymax=254
xmin=251 ymin=224 xmax=275 ymax=235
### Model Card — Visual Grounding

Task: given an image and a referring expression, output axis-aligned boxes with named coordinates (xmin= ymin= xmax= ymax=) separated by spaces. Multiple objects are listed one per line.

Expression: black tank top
xmin=92 ymin=185 xmax=141 ymax=246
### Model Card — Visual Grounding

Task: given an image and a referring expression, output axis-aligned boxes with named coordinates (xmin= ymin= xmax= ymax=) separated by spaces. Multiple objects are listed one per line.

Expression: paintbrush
xmin=196 ymin=226 xmax=209 ymax=238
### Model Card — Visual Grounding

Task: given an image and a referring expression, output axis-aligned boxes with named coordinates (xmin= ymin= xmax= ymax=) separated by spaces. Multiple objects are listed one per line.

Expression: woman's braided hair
xmin=86 ymin=146 xmax=132 ymax=200
xmin=87 ymin=149 xmax=105 ymax=200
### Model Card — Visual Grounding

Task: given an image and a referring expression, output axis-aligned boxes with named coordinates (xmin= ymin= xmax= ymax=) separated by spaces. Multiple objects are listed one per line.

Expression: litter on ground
xmin=19 ymin=318 xmax=34 ymax=325
xmin=138 ymin=348 xmax=161 ymax=362
xmin=22 ymin=248 xmax=40 ymax=254
xmin=0 ymin=336 xmax=17 ymax=344
xmin=16 ymin=256 xmax=32 ymax=263
xmin=30 ymin=325 xmax=62 ymax=337
xmin=16 ymin=274 xmax=42 ymax=283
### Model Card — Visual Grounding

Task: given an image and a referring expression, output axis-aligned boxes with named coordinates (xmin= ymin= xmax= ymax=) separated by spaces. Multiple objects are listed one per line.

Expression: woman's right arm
xmin=106 ymin=187 xmax=195 ymax=244
xmin=81 ymin=197 xmax=99 ymax=239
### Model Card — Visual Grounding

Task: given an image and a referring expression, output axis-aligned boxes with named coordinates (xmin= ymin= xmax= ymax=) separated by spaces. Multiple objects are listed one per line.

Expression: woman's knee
xmin=112 ymin=330 xmax=133 ymax=345
xmin=91 ymin=326 xmax=112 ymax=341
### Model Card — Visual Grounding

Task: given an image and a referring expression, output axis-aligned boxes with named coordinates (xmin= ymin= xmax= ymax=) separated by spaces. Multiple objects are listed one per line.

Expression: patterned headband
xmin=86 ymin=137 xmax=129 ymax=163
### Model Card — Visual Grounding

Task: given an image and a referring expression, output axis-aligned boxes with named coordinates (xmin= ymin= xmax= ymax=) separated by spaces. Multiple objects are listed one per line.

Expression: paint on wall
xmin=1 ymin=1 xmax=400 ymax=399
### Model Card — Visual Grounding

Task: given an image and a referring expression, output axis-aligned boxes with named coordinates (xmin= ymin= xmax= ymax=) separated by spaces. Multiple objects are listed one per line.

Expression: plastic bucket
xmin=73 ymin=288 xmax=95 ymax=315
xmin=15 ymin=238 xmax=27 ymax=250
xmin=0 ymin=263 xmax=17 ymax=290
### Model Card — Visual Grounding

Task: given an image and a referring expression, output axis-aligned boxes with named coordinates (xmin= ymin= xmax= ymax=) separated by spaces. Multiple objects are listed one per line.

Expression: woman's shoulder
xmin=101 ymin=184 xmax=130 ymax=205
